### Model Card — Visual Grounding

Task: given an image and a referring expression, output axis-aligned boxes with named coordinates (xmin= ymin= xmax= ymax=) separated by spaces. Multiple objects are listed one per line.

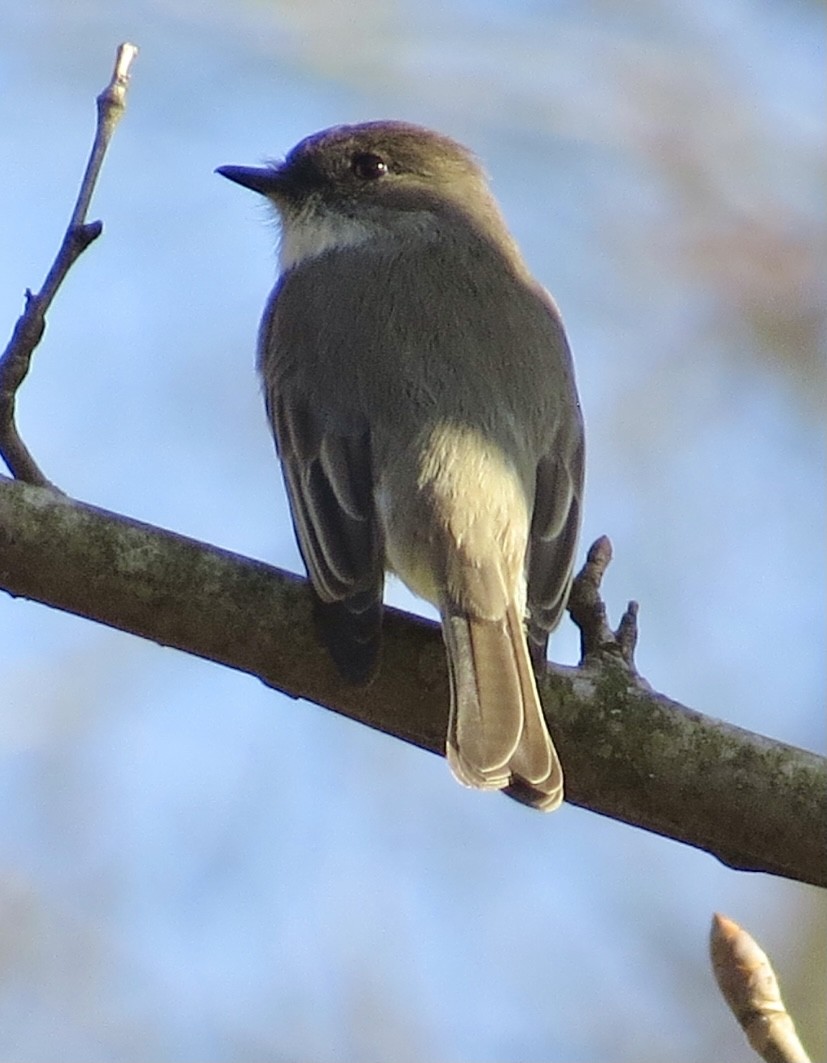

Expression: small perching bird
xmin=218 ymin=121 xmax=584 ymax=810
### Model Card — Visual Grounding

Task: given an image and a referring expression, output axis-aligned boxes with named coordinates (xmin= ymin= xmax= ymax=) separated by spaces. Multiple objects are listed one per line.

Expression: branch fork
xmin=567 ymin=534 xmax=640 ymax=671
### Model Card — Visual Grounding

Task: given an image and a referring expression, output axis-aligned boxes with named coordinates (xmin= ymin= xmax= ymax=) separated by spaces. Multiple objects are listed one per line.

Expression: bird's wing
xmin=526 ymin=428 xmax=585 ymax=667
xmin=257 ymin=261 xmax=388 ymax=682
xmin=262 ymin=381 xmax=385 ymax=683
xmin=266 ymin=388 xmax=376 ymax=599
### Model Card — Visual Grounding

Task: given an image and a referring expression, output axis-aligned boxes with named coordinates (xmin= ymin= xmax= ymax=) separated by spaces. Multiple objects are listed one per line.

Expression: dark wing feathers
xmin=266 ymin=388 xmax=384 ymax=682
xmin=527 ymin=431 xmax=585 ymax=668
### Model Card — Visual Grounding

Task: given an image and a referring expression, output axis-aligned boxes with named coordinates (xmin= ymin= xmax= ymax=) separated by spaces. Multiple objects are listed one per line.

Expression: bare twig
xmin=0 ymin=42 xmax=138 ymax=486
xmin=711 ymin=913 xmax=811 ymax=1063
xmin=567 ymin=535 xmax=640 ymax=669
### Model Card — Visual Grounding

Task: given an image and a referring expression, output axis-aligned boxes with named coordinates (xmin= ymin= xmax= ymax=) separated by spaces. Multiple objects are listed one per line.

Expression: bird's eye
xmin=351 ymin=152 xmax=388 ymax=180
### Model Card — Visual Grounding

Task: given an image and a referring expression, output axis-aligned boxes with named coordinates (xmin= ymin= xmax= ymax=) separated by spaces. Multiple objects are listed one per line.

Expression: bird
xmin=218 ymin=121 xmax=584 ymax=810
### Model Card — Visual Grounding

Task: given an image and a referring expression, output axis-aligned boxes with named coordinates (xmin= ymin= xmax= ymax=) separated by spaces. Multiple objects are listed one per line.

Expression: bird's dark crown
xmin=270 ymin=121 xmax=487 ymax=207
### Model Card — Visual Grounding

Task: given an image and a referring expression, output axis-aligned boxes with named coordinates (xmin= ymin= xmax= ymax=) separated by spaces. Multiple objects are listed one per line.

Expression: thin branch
xmin=0 ymin=42 xmax=138 ymax=487
xmin=711 ymin=913 xmax=811 ymax=1063
xmin=1 ymin=476 xmax=824 ymax=887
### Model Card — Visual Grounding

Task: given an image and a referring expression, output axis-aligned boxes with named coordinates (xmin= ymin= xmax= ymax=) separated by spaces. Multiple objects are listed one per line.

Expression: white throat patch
xmin=277 ymin=208 xmax=375 ymax=273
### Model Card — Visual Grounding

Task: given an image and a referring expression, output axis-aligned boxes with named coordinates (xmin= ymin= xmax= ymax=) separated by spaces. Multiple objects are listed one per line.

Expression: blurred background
xmin=0 ymin=1 xmax=824 ymax=1060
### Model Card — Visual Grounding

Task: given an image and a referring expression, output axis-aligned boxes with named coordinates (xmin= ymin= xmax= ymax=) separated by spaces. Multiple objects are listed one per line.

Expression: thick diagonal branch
xmin=0 ymin=476 xmax=824 ymax=887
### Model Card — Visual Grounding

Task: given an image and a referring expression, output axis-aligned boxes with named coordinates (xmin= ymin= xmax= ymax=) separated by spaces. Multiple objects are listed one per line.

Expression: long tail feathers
xmin=443 ymin=604 xmax=564 ymax=811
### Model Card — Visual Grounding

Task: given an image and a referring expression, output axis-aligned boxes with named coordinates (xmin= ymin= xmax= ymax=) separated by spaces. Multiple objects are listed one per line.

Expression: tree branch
xmin=0 ymin=42 xmax=137 ymax=487
xmin=1 ymin=475 xmax=823 ymax=887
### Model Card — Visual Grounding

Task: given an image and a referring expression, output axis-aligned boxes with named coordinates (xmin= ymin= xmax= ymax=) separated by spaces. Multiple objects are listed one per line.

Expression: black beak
xmin=215 ymin=164 xmax=284 ymax=196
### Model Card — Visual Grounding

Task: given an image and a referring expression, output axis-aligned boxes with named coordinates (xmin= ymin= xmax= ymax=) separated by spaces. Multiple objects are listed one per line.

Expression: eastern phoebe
xmin=218 ymin=121 xmax=584 ymax=810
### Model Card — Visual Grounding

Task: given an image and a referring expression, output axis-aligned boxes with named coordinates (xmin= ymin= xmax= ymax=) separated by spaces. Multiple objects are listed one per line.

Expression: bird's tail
xmin=442 ymin=602 xmax=564 ymax=811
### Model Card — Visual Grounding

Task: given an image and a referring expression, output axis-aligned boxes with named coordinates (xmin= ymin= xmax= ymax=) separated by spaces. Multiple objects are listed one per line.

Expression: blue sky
xmin=0 ymin=2 xmax=824 ymax=1060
